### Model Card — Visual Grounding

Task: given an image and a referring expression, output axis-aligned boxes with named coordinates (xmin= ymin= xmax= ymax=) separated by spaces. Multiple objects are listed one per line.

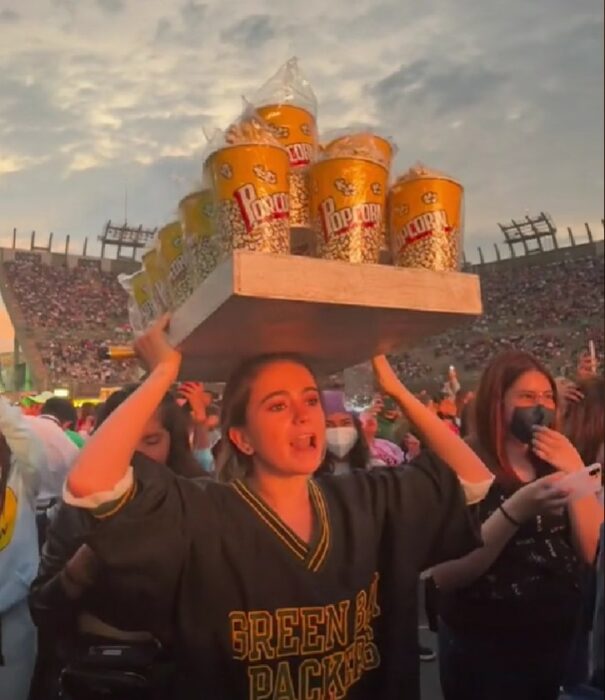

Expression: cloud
xmin=0 ymin=9 xmax=20 ymax=23
xmin=180 ymin=0 xmax=206 ymax=26
xmin=221 ymin=15 xmax=276 ymax=49
xmin=96 ymin=0 xmax=126 ymax=13
xmin=0 ymin=0 xmax=601 ymax=260
xmin=371 ymin=60 xmax=507 ymax=116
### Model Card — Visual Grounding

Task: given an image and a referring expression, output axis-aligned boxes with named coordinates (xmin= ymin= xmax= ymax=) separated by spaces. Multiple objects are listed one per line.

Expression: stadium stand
xmin=0 ymin=233 xmax=603 ymax=398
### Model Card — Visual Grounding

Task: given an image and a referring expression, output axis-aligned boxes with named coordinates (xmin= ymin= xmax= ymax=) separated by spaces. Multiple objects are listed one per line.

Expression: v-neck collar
xmin=232 ymin=479 xmax=330 ymax=573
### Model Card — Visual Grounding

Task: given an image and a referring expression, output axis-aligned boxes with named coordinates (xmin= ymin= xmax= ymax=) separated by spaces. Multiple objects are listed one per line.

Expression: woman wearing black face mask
xmin=431 ymin=350 xmax=604 ymax=700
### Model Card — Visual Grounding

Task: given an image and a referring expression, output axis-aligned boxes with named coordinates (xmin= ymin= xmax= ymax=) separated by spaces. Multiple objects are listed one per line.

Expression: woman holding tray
xmin=62 ymin=315 xmax=497 ymax=699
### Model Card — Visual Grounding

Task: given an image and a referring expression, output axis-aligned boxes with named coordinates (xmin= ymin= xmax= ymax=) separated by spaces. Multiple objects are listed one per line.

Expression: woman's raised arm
xmin=67 ymin=315 xmax=181 ymax=499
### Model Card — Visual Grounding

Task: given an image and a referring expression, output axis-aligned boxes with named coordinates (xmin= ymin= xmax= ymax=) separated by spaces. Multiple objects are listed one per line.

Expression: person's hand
xmin=531 ymin=426 xmax=585 ymax=473
xmin=134 ymin=314 xmax=181 ymax=376
xmin=506 ymin=473 xmax=570 ymax=522
xmin=371 ymin=356 xmax=404 ymax=399
xmin=61 ymin=544 xmax=101 ymax=598
xmin=178 ymin=382 xmax=211 ymax=425
xmin=555 ymin=377 xmax=584 ymax=410
xmin=577 ymin=350 xmax=599 ymax=380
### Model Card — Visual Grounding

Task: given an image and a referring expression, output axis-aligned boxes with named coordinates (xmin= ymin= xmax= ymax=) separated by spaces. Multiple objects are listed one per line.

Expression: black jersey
xmin=82 ymin=452 xmax=479 ymax=699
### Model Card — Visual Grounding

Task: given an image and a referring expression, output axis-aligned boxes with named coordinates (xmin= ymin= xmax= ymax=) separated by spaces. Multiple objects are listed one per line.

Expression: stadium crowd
xmin=3 ymin=257 xmax=138 ymax=388
xmin=0 ymin=246 xmax=603 ymax=700
xmin=2 ymin=252 xmax=604 ymax=391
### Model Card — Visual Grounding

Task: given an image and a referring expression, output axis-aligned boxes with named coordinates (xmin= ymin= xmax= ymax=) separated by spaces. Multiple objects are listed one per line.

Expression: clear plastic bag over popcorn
xmin=388 ymin=162 xmax=465 ymax=272
xmin=250 ymin=58 xmax=318 ymax=228
xmin=203 ymin=102 xmax=291 ymax=257
xmin=251 ymin=57 xmax=317 ymax=118
xmin=321 ymin=129 xmax=397 ymax=172
xmin=118 ymin=269 xmax=158 ymax=336
xmin=156 ymin=221 xmax=193 ymax=310
xmin=141 ymin=241 xmax=172 ymax=315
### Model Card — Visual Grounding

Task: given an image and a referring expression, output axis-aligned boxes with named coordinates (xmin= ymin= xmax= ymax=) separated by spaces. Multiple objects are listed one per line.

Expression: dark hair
xmin=459 ymin=398 xmax=476 ymax=440
xmin=317 ymin=413 xmax=370 ymax=475
xmin=95 ymin=384 xmax=203 ymax=478
xmin=564 ymin=376 xmax=605 ymax=466
xmin=42 ymin=397 xmax=78 ymax=429
xmin=474 ymin=350 xmax=559 ymax=488
xmin=216 ymin=353 xmax=320 ymax=482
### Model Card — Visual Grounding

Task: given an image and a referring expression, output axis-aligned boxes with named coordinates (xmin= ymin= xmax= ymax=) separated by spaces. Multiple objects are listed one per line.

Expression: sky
xmin=0 ymin=0 xmax=603 ymax=268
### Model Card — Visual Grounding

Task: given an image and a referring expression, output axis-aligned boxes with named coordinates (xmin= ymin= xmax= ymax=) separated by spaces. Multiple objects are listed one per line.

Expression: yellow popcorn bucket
xmin=389 ymin=173 xmax=464 ymax=271
xmin=257 ymin=104 xmax=317 ymax=228
xmin=178 ymin=190 xmax=219 ymax=286
xmin=309 ymin=157 xmax=388 ymax=263
xmin=142 ymin=247 xmax=170 ymax=312
xmin=157 ymin=221 xmax=192 ymax=309
xmin=131 ymin=270 xmax=157 ymax=328
xmin=205 ymin=144 xmax=291 ymax=257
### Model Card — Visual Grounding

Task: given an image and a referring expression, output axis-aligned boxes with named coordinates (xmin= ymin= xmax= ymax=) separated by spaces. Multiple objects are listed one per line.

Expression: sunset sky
xmin=0 ymin=0 xmax=603 ymax=260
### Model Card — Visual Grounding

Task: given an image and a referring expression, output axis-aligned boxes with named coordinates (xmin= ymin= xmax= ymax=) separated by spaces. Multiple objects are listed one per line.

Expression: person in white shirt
xmin=0 ymin=397 xmax=47 ymax=700
xmin=24 ymin=411 xmax=79 ymax=547
xmin=24 ymin=413 xmax=79 ymax=507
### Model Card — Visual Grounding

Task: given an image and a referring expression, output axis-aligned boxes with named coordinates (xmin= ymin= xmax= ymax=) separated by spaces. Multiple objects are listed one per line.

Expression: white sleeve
xmin=0 ymin=397 xmax=45 ymax=503
xmin=459 ymin=474 xmax=495 ymax=505
xmin=63 ymin=466 xmax=134 ymax=510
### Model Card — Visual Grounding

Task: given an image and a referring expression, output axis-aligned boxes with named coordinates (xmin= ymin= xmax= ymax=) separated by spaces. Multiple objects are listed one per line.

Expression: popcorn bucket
xmin=389 ymin=175 xmax=464 ymax=271
xmin=309 ymin=157 xmax=388 ymax=263
xmin=324 ymin=133 xmax=394 ymax=171
xmin=157 ymin=221 xmax=192 ymax=309
xmin=131 ymin=270 xmax=157 ymax=328
xmin=257 ymin=104 xmax=317 ymax=228
xmin=179 ymin=190 xmax=219 ymax=286
xmin=142 ymin=247 xmax=170 ymax=312
xmin=205 ymin=144 xmax=291 ymax=257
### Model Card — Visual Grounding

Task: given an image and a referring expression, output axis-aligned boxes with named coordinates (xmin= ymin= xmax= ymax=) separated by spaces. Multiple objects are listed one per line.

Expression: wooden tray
xmin=169 ymin=251 xmax=482 ymax=381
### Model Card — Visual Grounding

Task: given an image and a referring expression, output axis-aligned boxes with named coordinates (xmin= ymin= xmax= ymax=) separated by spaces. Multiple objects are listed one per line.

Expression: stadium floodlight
xmin=98 ymin=221 xmax=157 ymax=259
xmin=497 ymin=212 xmax=558 ymax=258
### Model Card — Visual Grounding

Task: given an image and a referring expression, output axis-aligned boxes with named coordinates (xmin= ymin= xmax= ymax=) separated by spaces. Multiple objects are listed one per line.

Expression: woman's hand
xmin=555 ymin=377 xmax=584 ymax=415
xmin=506 ymin=473 xmax=569 ymax=522
xmin=134 ymin=314 xmax=181 ymax=376
xmin=61 ymin=544 xmax=101 ymax=599
xmin=531 ymin=426 xmax=584 ymax=473
xmin=371 ymin=356 xmax=405 ymax=399
xmin=178 ymin=382 xmax=211 ymax=425
xmin=577 ymin=350 xmax=599 ymax=380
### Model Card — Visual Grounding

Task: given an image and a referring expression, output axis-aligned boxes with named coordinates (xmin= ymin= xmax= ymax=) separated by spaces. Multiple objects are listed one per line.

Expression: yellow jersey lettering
xmin=325 ymin=601 xmax=350 ymax=649
xmin=275 ymin=608 xmax=301 ymax=658
xmin=230 ymin=611 xmax=249 ymax=661
xmin=249 ymin=611 xmax=275 ymax=663
xmin=300 ymin=607 xmax=325 ymax=655
xmin=298 ymin=659 xmax=322 ymax=700
xmin=248 ymin=664 xmax=272 ymax=700
xmin=231 ymin=573 xmax=383 ymax=699
xmin=321 ymin=651 xmax=346 ymax=699
xmin=272 ymin=661 xmax=297 ymax=700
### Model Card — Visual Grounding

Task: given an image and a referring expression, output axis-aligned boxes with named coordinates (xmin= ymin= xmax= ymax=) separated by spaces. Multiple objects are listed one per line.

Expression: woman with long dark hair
xmin=563 ymin=375 xmax=605 ymax=470
xmin=60 ymin=316 xmax=496 ymax=699
xmin=432 ymin=350 xmax=603 ymax=700
xmin=28 ymin=385 xmax=207 ymax=699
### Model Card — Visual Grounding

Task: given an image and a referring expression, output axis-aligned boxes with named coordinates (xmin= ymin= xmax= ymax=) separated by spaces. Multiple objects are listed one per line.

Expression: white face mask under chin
xmin=326 ymin=426 xmax=358 ymax=460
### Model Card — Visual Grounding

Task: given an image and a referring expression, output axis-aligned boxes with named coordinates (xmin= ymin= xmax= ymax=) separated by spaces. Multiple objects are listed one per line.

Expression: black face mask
xmin=509 ymin=405 xmax=556 ymax=445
